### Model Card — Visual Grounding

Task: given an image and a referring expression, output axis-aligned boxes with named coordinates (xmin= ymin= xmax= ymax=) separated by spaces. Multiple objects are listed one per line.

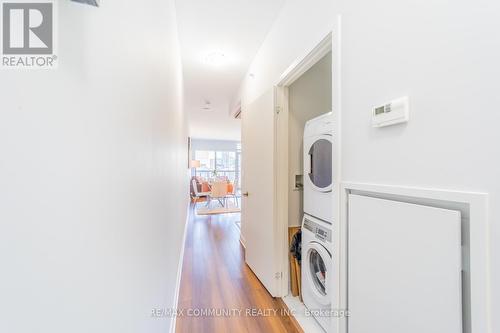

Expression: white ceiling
xmin=175 ymin=0 xmax=286 ymax=141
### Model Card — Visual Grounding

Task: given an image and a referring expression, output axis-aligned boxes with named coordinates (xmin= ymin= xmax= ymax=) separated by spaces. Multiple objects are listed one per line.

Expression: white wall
xmin=238 ymin=0 xmax=499 ymax=331
xmin=288 ymin=53 xmax=332 ymax=226
xmin=0 ymin=1 xmax=188 ymax=332
xmin=190 ymin=138 xmax=240 ymax=158
xmin=340 ymin=2 xmax=499 ymax=331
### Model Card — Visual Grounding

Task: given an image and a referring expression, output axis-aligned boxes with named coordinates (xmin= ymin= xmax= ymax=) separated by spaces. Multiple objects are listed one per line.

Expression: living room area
xmin=189 ymin=138 xmax=242 ymax=215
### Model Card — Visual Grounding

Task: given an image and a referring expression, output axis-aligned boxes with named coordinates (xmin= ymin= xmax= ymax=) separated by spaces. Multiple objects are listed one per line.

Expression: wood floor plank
xmin=176 ymin=207 xmax=300 ymax=333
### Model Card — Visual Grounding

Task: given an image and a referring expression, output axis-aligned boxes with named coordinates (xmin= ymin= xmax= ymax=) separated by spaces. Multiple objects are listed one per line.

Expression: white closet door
xmin=348 ymin=194 xmax=462 ymax=333
xmin=240 ymin=90 xmax=278 ymax=296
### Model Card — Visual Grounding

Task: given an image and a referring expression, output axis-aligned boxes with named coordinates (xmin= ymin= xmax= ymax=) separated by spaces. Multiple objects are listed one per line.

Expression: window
xmin=195 ymin=150 xmax=215 ymax=170
xmin=216 ymin=151 xmax=236 ymax=172
xmin=193 ymin=150 xmax=239 ymax=185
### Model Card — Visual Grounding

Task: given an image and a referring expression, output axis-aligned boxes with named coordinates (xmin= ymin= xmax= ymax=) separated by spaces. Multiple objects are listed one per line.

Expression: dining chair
xmin=226 ymin=179 xmax=239 ymax=207
xmin=191 ymin=178 xmax=210 ymax=208
xmin=207 ymin=181 xmax=229 ymax=208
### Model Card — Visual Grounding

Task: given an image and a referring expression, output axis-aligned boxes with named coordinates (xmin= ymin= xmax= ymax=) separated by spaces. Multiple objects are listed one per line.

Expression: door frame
xmin=274 ymin=31 xmax=335 ymax=298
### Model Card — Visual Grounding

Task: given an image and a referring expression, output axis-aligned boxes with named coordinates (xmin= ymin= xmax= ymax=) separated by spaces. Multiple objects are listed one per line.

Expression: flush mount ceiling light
xmin=203 ymin=51 xmax=226 ymax=66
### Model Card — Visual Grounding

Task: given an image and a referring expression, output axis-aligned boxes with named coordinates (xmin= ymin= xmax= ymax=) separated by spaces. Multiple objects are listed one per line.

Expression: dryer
xmin=301 ymin=213 xmax=333 ymax=332
xmin=303 ymin=112 xmax=333 ymax=223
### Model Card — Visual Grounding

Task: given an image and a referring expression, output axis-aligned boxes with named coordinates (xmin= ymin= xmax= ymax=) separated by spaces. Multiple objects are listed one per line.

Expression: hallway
xmin=176 ymin=209 xmax=300 ymax=333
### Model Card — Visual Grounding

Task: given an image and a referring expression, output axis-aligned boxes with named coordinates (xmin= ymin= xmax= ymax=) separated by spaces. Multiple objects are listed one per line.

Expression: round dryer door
xmin=306 ymin=135 xmax=333 ymax=192
xmin=306 ymin=242 xmax=332 ymax=305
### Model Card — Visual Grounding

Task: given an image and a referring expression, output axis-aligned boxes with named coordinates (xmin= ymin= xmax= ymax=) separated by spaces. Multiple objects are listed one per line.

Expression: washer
xmin=303 ymin=112 xmax=333 ymax=223
xmin=301 ymin=213 xmax=333 ymax=332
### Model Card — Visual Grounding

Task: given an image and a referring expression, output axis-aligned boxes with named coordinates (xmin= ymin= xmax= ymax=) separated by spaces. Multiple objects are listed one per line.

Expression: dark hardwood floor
xmin=176 ymin=206 xmax=300 ymax=333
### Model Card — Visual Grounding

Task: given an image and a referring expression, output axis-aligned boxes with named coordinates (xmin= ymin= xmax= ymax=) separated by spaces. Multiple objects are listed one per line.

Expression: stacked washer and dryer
xmin=301 ymin=112 xmax=334 ymax=332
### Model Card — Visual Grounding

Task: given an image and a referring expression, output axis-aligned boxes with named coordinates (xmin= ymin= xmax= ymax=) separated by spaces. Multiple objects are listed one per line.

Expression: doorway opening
xmin=189 ymin=138 xmax=242 ymax=215
xmin=274 ymin=33 xmax=334 ymax=331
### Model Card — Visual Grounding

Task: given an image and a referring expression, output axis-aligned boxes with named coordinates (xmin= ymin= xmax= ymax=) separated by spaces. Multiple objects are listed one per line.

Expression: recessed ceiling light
xmin=204 ymin=51 xmax=226 ymax=66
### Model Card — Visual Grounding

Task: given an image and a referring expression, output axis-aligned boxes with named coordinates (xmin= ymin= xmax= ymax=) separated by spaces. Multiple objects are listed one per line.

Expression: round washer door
xmin=305 ymin=241 xmax=332 ymax=306
xmin=305 ymin=134 xmax=333 ymax=193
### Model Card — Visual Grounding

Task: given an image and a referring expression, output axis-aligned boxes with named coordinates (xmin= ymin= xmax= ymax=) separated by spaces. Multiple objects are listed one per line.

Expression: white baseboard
xmin=169 ymin=203 xmax=190 ymax=333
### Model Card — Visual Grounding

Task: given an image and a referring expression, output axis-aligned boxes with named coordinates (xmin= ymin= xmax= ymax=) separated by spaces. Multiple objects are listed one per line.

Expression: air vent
xmin=231 ymin=101 xmax=242 ymax=119
xmin=71 ymin=0 xmax=100 ymax=7
xmin=233 ymin=107 xmax=242 ymax=119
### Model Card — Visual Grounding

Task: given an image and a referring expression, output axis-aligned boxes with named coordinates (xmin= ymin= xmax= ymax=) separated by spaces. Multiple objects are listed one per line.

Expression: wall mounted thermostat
xmin=372 ymin=96 xmax=409 ymax=127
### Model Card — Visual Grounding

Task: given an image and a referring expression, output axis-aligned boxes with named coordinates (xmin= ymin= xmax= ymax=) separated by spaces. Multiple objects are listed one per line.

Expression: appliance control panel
xmin=315 ymin=227 xmax=330 ymax=242
xmin=304 ymin=218 xmax=332 ymax=243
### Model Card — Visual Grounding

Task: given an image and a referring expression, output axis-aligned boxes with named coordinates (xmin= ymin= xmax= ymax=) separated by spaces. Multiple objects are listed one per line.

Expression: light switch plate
xmin=372 ymin=96 xmax=409 ymax=127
